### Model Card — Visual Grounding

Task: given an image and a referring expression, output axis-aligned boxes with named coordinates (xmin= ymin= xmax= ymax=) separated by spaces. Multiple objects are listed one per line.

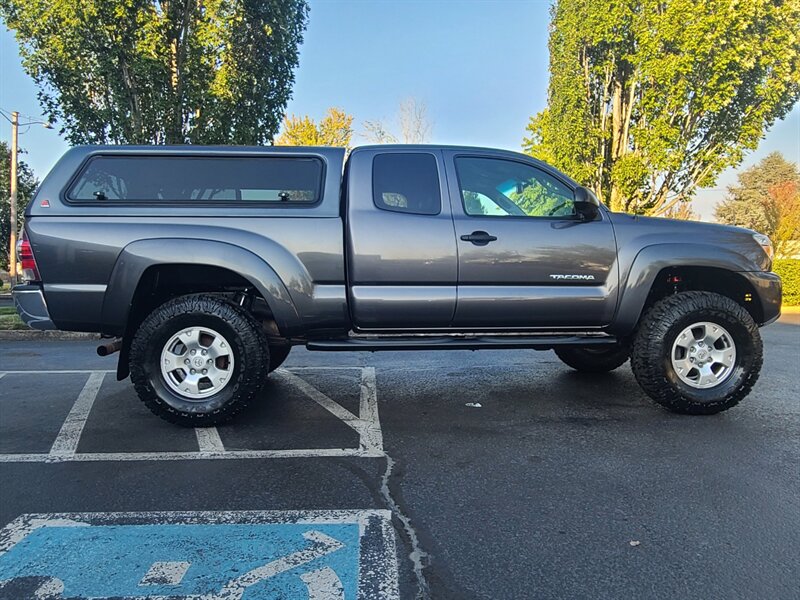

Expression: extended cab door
xmin=443 ymin=150 xmax=619 ymax=329
xmin=345 ymin=148 xmax=458 ymax=330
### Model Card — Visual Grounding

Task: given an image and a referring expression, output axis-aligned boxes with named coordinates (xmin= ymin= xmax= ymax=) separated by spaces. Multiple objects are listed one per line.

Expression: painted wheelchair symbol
xmin=0 ymin=511 xmax=398 ymax=600
xmin=0 ymin=530 xmax=346 ymax=600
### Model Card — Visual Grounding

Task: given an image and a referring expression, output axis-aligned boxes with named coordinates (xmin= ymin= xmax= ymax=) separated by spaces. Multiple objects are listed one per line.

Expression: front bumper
xmin=742 ymin=271 xmax=782 ymax=326
xmin=12 ymin=284 xmax=56 ymax=330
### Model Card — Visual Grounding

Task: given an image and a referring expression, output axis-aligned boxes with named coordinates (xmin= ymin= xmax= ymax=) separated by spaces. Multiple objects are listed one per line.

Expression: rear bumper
xmin=742 ymin=271 xmax=782 ymax=326
xmin=12 ymin=284 xmax=56 ymax=330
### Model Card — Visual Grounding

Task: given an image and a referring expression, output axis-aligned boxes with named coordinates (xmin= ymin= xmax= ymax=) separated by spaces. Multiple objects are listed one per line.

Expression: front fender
xmin=610 ymin=243 xmax=760 ymax=336
xmin=101 ymin=238 xmax=301 ymax=336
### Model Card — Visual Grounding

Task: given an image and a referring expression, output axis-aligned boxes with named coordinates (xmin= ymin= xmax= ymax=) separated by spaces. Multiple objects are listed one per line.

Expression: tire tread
xmin=129 ymin=294 xmax=268 ymax=427
xmin=631 ymin=291 xmax=762 ymax=415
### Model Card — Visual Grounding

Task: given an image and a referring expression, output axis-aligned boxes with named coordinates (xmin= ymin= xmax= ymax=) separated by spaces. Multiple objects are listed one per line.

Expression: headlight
xmin=752 ymin=233 xmax=774 ymax=261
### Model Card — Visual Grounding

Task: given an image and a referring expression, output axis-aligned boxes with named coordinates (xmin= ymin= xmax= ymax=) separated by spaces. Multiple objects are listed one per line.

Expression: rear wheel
xmin=130 ymin=294 xmax=269 ymax=427
xmin=631 ymin=291 xmax=762 ymax=415
xmin=554 ymin=345 xmax=630 ymax=373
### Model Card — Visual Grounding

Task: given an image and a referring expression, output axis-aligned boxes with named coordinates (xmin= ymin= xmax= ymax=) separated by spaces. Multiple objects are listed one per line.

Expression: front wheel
xmin=130 ymin=294 xmax=269 ymax=427
xmin=631 ymin=291 xmax=762 ymax=415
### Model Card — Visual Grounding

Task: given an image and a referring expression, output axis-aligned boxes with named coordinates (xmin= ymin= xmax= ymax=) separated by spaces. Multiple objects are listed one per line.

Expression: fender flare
xmin=101 ymin=238 xmax=302 ymax=337
xmin=610 ymin=243 xmax=758 ymax=336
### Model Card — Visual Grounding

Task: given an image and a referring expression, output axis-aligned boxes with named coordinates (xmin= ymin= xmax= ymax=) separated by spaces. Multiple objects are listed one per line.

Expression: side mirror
xmin=574 ymin=186 xmax=600 ymax=221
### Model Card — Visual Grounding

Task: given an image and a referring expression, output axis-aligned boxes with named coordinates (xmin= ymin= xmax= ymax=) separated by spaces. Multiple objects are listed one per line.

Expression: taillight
xmin=17 ymin=230 xmax=41 ymax=283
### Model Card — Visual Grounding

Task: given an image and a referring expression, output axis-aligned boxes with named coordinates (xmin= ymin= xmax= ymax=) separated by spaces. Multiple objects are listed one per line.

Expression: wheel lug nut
xmin=184 ymin=359 xmax=190 ymax=365
xmin=207 ymin=359 xmax=212 ymax=364
xmin=191 ymin=349 xmax=196 ymax=355
xmin=202 ymin=350 xmax=207 ymax=355
xmin=202 ymin=369 xmax=207 ymax=374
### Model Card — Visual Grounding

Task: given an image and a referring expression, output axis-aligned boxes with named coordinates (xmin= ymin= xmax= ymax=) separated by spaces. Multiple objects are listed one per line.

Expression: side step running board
xmin=306 ymin=335 xmax=618 ymax=352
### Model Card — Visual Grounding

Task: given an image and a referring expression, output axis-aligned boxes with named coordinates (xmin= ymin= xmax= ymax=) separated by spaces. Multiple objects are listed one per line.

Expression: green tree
xmin=0 ymin=142 xmax=38 ymax=272
xmin=524 ymin=0 xmax=800 ymax=215
xmin=0 ymin=0 xmax=309 ymax=145
xmin=716 ymin=152 xmax=800 ymax=257
xmin=275 ymin=107 xmax=354 ymax=149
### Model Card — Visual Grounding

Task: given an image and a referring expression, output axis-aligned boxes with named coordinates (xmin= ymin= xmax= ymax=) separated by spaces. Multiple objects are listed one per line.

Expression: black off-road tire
xmin=129 ymin=294 xmax=269 ymax=427
xmin=268 ymin=344 xmax=292 ymax=372
xmin=554 ymin=345 xmax=630 ymax=373
xmin=631 ymin=291 xmax=762 ymax=415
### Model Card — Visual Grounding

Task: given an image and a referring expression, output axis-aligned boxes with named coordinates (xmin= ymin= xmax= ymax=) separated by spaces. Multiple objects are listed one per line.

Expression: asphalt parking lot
xmin=1 ymin=316 xmax=798 ymax=599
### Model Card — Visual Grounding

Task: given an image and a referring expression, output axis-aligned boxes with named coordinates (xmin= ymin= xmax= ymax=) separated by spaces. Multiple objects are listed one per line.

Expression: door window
xmin=372 ymin=153 xmax=441 ymax=215
xmin=455 ymin=157 xmax=576 ymax=218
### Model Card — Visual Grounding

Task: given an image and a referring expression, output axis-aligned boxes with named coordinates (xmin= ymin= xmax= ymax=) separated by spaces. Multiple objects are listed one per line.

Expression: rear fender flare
xmin=101 ymin=238 xmax=301 ymax=337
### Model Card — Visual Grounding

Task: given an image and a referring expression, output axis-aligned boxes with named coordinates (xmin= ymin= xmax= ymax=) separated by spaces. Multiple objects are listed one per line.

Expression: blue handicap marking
xmin=0 ymin=510 xmax=399 ymax=600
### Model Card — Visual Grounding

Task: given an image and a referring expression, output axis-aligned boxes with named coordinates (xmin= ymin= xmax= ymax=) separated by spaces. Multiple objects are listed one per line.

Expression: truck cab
xmin=345 ymin=146 xmax=617 ymax=331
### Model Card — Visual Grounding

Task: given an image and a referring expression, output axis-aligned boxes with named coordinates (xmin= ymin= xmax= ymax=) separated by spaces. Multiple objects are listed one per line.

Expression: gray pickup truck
xmin=14 ymin=145 xmax=781 ymax=425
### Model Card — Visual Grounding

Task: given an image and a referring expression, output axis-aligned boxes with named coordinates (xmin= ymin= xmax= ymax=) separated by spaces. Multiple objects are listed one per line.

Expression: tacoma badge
xmin=549 ymin=274 xmax=596 ymax=280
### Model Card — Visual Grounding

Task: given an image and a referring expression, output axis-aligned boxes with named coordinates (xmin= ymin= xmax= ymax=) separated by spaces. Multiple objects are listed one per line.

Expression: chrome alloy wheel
xmin=670 ymin=321 xmax=736 ymax=389
xmin=160 ymin=326 xmax=235 ymax=399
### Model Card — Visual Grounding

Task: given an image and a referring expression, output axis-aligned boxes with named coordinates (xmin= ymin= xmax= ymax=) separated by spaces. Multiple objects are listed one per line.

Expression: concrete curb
xmin=0 ymin=330 xmax=100 ymax=341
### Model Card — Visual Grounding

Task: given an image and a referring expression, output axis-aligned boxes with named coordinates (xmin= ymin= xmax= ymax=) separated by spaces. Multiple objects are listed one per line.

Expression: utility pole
xmin=4 ymin=111 xmax=50 ymax=287
xmin=9 ymin=111 xmax=18 ymax=287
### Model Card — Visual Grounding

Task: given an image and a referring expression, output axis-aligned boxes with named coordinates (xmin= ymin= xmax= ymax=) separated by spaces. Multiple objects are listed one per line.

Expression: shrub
xmin=774 ymin=259 xmax=800 ymax=306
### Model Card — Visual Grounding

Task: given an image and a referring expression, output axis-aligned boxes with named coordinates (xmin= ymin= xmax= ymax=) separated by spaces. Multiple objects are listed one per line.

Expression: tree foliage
xmin=661 ymin=200 xmax=698 ymax=221
xmin=0 ymin=0 xmax=309 ymax=145
xmin=0 ymin=142 xmax=38 ymax=272
xmin=275 ymin=107 xmax=353 ymax=149
xmin=715 ymin=152 xmax=800 ymax=257
xmin=363 ymin=98 xmax=432 ymax=144
xmin=774 ymin=259 xmax=800 ymax=304
xmin=524 ymin=0 xmax=800 ymax=215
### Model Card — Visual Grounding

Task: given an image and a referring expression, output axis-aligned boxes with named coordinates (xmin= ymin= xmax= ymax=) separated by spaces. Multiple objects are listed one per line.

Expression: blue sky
xmin=1 ymin=0 xmax=798 ymax=220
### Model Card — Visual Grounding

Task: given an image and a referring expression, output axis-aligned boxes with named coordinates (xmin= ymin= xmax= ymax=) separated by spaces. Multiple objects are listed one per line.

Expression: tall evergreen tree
xmin=1 ymin=0 xmax=310 ymax=145
xmin=524 ymin=0 xmax=800 ymax=215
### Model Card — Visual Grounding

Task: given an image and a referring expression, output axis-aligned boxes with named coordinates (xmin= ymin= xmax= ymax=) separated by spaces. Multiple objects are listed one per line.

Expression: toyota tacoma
xmin=13 ymin=145 xmax=782 ymax=425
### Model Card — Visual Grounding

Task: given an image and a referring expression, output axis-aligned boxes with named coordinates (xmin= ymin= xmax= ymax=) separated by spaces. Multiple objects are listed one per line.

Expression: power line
xmin=0 ymin=108 xmax=52 ymax=127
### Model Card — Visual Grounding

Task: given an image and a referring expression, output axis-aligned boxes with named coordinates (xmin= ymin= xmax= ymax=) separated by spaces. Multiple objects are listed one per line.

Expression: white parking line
xmin=0 ymin=448 xmax=383 ymax=463
xmin=286 ymin=366 xmax=365 ymax=370
xmin=359 ymin=367 xmax=384 ymax=454
xmin=0 ymin=369 xmax=116 ymax=374
xmin=275 ymin=368 xmax=384 ymax=455
xmin=0 ymin=367 xmax=385 ymax=463
xmin=275 ymin=369 xmax=362 ymax=425
xmin=195 ymin=427 xmax=225 ymax=453
xmin=49 ymin=372 xmax=106 ymax=456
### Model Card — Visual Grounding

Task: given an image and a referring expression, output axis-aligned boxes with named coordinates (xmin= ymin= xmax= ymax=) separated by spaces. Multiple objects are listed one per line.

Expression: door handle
xmin=460 ymin=231 xmax=498 ymax=246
